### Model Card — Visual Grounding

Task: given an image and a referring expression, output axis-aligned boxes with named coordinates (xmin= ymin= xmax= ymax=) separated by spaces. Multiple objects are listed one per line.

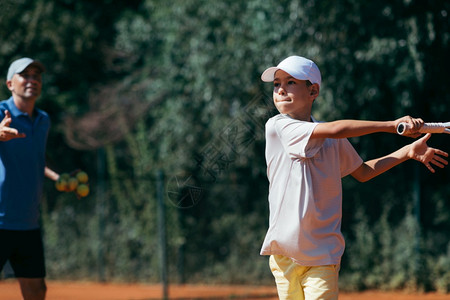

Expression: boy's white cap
xmin=261 ymin=55 xmax=321 ymax=87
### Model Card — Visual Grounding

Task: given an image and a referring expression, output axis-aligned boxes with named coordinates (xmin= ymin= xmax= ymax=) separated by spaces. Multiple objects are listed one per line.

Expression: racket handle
xmin=397 ymin=122 xmax=447 ymax=135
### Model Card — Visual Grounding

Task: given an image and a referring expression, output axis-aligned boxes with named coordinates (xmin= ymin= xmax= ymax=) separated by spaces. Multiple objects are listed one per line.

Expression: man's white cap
xmin=261 ymin=55 xmax=321 ymax=87
xmin=7 ymin=57 xmax=45 ymax=81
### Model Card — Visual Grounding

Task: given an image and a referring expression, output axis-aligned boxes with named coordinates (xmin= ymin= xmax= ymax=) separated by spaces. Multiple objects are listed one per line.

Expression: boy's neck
xmin=286 ymin=112 xmax=312 ymax=122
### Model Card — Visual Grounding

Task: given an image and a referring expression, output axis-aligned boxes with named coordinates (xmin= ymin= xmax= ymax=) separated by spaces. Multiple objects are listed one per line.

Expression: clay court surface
xmin=1 ymin=280 xmax=450 ymax=300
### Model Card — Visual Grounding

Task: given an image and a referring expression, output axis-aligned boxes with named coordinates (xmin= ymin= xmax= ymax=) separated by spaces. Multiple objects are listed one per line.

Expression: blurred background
xmin=0 ymin=0 xmax=449 ymax=293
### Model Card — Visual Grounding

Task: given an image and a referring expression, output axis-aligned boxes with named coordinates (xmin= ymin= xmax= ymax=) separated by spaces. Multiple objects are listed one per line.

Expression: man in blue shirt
xmin=0 ymin=57 xmax=59 ymax=300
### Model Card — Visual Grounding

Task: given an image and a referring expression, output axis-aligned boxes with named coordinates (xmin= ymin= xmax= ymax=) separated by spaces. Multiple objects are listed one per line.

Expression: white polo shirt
xmin=260 ymin=114 xmax=363 ymax=266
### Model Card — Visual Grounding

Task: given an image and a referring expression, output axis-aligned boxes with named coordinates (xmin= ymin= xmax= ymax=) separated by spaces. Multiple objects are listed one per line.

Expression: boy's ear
xmin=310 ymin=83 xmax=320 ymax=97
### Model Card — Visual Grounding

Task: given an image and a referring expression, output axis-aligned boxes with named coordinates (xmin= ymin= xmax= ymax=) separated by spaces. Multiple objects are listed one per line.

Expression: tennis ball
xmin=76 ymin=171 xmax=89 ymax=183
xmin=76 ymin=184 xmax=89 ymax=197
xmin=67 ymin=177 xmax=79 ymax=192
xmin=55 ymin=179 xmax=67 ymax=192
xmin=60 ymin=173 xmax=70 ymax=180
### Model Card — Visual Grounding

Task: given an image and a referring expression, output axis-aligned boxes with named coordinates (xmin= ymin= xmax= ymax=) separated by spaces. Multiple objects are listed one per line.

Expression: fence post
xmin=157 ymin=169 xmax=169 ymax=299
xmin=413 ymin=164 xmax=421 ymax=280
xmin=97 ymin=147 xmax=106 ymax=282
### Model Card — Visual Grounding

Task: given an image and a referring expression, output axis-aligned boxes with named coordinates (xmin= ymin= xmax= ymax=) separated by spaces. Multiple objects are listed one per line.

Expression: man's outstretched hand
xmin=0 ymin=110 xmax=26 ymax=141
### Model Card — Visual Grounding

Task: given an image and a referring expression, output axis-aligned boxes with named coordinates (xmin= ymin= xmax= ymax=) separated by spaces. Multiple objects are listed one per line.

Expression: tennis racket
xmin=397 ymin=122 xmax=450 ymax=135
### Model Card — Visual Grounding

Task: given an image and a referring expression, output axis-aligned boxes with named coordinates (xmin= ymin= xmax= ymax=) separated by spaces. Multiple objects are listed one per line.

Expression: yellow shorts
xmin=269 ymin=255 xmax=340 ymax=300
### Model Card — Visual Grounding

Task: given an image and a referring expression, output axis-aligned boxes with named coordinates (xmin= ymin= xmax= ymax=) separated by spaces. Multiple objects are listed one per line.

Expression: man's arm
xmin=351 ymin=133 xmax=448 ymax=182
xmin=311 ymin=116 xmax=424 ymax=139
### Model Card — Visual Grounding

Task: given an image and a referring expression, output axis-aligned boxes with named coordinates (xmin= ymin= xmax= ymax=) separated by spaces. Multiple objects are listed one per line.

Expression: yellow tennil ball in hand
xmin=76 ymin=184 xmax=90 ymax=197
xmin=55 ymin=179 xmax=67 ymax=192
xmin=76 ymin=171 xmax=89 ymax=183
xmin=67 ymin=177 xmax=79 ymax=192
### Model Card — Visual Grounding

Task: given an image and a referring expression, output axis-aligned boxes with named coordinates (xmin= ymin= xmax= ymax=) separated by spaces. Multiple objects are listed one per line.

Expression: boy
xmin=259 ymin=55 xmax=448 ymax=300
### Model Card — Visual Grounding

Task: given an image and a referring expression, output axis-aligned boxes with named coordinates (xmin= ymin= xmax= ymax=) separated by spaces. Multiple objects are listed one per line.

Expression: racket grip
xmin=397 ymin=122 xmax=446 ymax=135
xmin=396 ymin=122 xmax=409 ymax=135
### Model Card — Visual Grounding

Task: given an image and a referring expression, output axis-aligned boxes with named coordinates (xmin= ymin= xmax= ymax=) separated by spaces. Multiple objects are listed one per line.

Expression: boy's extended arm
xmin=351 ymin=133 xmax=448 ymax=182
xmin=311 ymin=116 xmax=423 ymax=139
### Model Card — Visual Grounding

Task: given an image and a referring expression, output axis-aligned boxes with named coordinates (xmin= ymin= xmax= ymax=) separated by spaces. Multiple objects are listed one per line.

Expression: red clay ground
xmin=0 ymin=280 xmax=449 ymax=300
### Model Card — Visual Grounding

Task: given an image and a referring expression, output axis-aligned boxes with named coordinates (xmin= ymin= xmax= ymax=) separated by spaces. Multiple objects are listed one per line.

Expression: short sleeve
xmin=271 ymin=115 xmax=324 ymax=159
xmin=338 ymin=138 xmax=363 ymax=177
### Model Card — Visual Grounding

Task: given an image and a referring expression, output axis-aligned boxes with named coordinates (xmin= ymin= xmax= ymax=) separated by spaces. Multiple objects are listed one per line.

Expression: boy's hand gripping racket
xmin=397 ymin=122 xmax=450 ymax=135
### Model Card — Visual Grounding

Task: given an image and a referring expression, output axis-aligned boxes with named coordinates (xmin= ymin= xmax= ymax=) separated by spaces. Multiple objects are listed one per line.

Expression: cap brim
xmin=261 ymin=67 xmax=279 ymax=82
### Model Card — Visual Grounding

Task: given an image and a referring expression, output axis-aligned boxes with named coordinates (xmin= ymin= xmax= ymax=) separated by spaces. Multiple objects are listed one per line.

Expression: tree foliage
xmin=1 ymin=0 xmax=449 ymax=291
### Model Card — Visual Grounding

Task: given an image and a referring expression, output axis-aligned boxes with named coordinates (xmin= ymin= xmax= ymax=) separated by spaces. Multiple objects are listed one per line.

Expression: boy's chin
xmin=275 ymin=106 xmax=290 ymax=115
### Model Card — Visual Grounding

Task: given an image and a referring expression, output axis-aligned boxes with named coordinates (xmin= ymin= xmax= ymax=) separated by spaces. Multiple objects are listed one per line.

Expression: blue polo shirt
xmin=0 ymin=97 xmax=50 ymax=230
